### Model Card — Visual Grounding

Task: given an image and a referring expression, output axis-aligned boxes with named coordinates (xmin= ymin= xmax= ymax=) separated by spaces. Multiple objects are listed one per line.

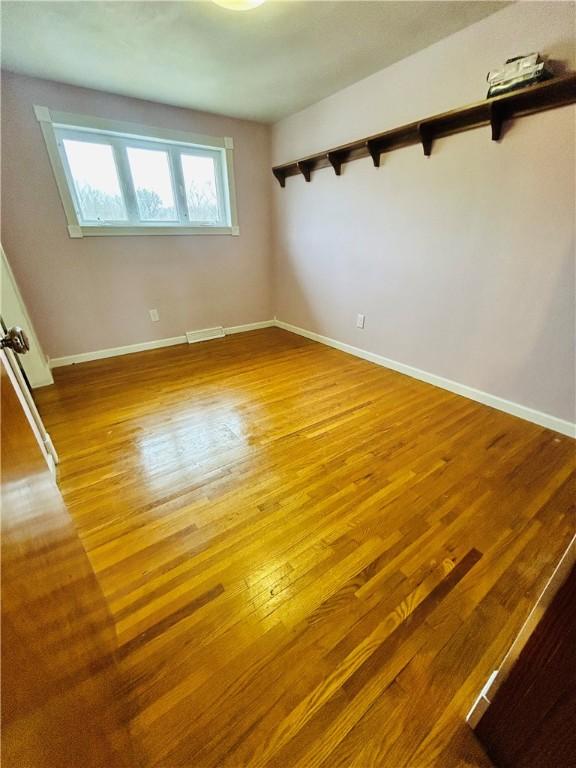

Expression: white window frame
xmin=34 ymin=106 xmax=239 ymax=238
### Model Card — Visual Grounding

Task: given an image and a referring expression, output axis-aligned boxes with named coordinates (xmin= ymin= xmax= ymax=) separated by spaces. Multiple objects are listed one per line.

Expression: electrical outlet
xmin=356 ymin=313 xmax=365 ymax=329
xmin=149 ymin=309 xmax=159 ymax=322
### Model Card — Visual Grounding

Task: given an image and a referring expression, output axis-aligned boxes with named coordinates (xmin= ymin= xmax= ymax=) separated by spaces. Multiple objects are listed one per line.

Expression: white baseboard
xmin=226 ymin=320 xmax=275 ymax=334
xmin=49 ymin=320 xmax=275 ymax=369
xmin=274 ymin=319 xmax=576 ymax=438
xmin=49 ymin=335 xmax=187 ymax=368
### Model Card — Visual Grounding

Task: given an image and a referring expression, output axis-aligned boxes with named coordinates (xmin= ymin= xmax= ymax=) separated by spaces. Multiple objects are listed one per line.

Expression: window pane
xmin=181 ymin=154 xmax=220 ymax=223
xmin=127 ymin=147 xmax=177 ymax=222
xmin=63 ymin=139 xmax=127 ymax=221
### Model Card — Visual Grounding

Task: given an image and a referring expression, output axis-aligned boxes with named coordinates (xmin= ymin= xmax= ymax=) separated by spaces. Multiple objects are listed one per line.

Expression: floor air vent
xmin=185 ymin=327 xmax=226 ymax=344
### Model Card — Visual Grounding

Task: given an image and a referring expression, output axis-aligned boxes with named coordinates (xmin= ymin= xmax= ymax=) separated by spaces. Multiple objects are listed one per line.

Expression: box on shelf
xmin=486 ymin=53 xmax=553 ymax=98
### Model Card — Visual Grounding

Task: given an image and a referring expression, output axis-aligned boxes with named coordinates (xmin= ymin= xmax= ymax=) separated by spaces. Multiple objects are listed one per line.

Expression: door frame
xmin=0 ymin=245 xmax=53 ymax=388
xmin=1 ymin=348 xmax=58 ymax=473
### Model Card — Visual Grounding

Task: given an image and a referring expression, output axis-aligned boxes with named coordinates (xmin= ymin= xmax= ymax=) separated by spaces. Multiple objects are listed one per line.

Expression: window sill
xmin=68 ymin=224 xmax=240 ymax=238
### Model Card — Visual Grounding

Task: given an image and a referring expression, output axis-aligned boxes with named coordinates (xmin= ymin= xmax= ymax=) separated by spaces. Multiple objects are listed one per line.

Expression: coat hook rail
xmin=272 ymin=73 xmax=576 ymax=186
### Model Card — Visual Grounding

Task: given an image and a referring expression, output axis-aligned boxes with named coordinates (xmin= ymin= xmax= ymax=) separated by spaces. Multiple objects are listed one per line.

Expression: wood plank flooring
xmin=35 ymin=328 xmax=575 ymax=767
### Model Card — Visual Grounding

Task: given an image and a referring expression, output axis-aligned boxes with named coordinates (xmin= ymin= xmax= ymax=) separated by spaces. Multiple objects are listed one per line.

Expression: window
xmin=181 ymin=153 xmax=221 ymax=223
xmin=35 ymin=106 xmax=238 ymax=238
xmin=63 ymin=139 xmax=128 ymax=222
xmin=127 ymin=147 xmax=177 ymax=222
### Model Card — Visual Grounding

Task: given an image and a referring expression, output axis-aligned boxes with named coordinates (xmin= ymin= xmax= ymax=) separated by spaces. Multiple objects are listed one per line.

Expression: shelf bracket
xmin=327 ymin=152 xmax=343 ymax=176
xmin=272 ymin=168 xmax=286 ymax=188
xmin=418 ymin=122 xmax=434 ymax=156
xmin=489 ymin=102 xmax=506 ymax=142
xmin=297 ymin=161 xmax=312 ymax=182
xmin=366 ymin=140 xmax=381 ymax=168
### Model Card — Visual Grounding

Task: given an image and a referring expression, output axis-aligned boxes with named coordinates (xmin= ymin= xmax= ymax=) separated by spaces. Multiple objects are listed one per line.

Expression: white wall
xmin=272 ymin=2 xmax=576 ymax=425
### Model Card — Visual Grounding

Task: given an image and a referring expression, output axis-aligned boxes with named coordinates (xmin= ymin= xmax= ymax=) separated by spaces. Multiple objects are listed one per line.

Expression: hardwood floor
xmin=35 ymin=328 xmax=575 ymax=768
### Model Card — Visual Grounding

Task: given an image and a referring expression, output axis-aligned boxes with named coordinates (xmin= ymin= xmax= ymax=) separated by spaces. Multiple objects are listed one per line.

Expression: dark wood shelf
xmin=272 ymin=73 xmax=576 ymax=187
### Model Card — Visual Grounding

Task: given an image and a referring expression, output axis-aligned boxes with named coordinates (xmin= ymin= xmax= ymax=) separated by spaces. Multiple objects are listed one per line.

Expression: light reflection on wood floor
xmin=36 ymin=328 xmax=575 ymax=767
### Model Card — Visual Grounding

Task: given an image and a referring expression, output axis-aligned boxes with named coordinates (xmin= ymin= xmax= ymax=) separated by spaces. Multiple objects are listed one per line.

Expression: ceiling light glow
xmin=212 ymin=0 xmax=266 ymax=10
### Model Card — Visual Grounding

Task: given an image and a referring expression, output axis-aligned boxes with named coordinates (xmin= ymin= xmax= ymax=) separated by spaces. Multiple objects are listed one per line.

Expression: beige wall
xmin=1 ymin=73 xmax=273 ymax=359
xmin=272 ymin=2 xmax=576 ymax=423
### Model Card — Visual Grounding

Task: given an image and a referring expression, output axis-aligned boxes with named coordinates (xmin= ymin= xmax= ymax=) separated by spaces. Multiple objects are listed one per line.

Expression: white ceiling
xmin=1 ymin=1 xmax=508 ymax=123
